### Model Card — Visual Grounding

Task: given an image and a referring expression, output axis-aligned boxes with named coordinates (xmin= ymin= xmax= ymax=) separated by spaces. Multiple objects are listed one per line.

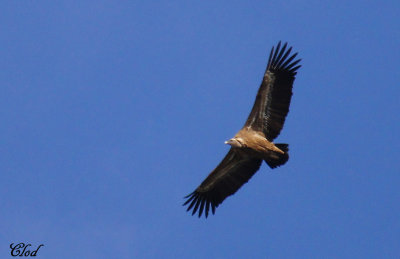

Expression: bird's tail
xmin=264 ymin=144 xmax=289 ymax=169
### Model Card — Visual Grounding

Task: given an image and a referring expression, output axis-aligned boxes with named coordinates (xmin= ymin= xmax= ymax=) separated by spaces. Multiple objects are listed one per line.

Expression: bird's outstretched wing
xmin=244 ymin=42 xmax=301 ymax=141
xmin=183 ymin=149 xmax=262 ymax=218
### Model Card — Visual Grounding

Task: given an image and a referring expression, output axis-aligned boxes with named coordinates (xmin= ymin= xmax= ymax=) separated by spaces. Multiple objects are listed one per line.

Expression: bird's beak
xmin=224 ymin=139 xmax=232 ymax=145
xmin=224 ymin=140 xmax=229 ymax=144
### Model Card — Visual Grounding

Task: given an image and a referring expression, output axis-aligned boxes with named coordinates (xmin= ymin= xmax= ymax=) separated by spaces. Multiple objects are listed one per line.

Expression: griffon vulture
xmin=183 ymin=42 xmax=301 ymax=218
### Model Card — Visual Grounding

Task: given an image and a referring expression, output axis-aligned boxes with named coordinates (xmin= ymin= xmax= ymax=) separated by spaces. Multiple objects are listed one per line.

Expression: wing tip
xmin=267 ymin=41 xmax=301 ymax=75
xmin=183 ymin=191 xmax=217 ymax=219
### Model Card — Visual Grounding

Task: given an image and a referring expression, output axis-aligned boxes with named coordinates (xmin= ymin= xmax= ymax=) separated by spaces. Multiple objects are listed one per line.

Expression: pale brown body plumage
xmin=230 ymin=128 xmax=285 ymax=159
xmin=184 ymin=42 xmax=301 ymax=218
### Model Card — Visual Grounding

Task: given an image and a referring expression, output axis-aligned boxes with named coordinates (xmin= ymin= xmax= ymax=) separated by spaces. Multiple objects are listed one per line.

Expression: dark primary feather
xmin=183 ymin=149 xmax=262 ymax=218
xmin=245 ymin=41 xmax=301 ymax=140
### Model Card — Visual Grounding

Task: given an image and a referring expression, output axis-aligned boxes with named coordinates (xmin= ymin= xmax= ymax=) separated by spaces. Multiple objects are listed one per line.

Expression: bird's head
xmin=224 ymin=138 xmax=244 ymax=148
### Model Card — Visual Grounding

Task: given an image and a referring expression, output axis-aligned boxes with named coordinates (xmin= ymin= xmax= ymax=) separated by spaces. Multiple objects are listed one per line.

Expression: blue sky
xmin=1 ymin=1 xmax=399 ymax=258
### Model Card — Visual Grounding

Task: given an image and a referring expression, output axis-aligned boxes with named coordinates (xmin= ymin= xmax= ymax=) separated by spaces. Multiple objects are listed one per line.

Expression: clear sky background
xmin=1 ymin=1 xmax=399 ymax=258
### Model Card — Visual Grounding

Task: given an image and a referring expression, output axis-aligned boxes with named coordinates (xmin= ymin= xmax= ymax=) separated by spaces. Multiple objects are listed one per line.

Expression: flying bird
xmin=183 ymin=42 xmax=301 ymax=218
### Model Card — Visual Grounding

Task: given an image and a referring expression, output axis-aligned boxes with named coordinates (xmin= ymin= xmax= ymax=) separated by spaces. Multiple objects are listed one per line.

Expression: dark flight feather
xmin=245 ymin=41 xmax=301 ymax=140
xmin=184 ymin=149 xmax=262 ymax=218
